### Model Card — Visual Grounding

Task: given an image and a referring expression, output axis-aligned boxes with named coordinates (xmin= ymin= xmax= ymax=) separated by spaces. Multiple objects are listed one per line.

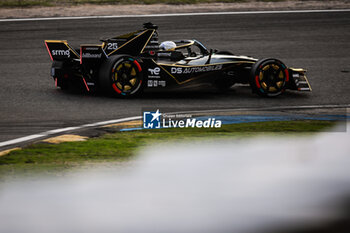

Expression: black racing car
xmin=44 ymin=22 xmax=311 ymax=97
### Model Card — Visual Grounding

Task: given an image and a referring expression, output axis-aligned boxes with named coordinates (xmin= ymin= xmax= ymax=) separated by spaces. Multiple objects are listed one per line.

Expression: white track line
xmin=0 ymin=9 xmax=349 ymax=22
xmin=0 ymin=104 xmax=349 ymax=148
xmin=174 ymin=104 xmax=350 ymax=115
xmin=0 ymin=116 xmax=141 ymax=148
xmin=0 ymin=134 xmax=47 ymax=148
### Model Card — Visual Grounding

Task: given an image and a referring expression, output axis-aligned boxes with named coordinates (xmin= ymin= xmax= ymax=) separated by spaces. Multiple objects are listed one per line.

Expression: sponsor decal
xmin=148 ymin=75 xmax=160 ymax=79
xmin=147 ymin=80 xmax=166 ymax=87
xmin=171 ymin=64 xmax=223 ymax=74
xmin=84 ymin=47 xmax=99 ymax=51
xmin=148 ymin=40 xmax=159 ymax=44
xmin=145 ymin=45 xmax=159 ymax=49
xmin=157 ymin=52 xmax=172 ymax=57
xmin=82 ymin=53 xmax=102 ymax=58
xmin=52 ymin=50 xmax=70 ymax=57
xmin=143 ymin=109 xmax=222 ymax=129
xmin=148 ymin=67 xmax=160 ymax=75
xmin=227 ymin=71 xmax=235 ymax=76
xmin=148 ymin=67 xmax=161 ymax=79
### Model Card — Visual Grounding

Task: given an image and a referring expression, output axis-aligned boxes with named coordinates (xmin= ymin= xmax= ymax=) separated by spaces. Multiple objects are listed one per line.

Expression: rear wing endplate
xmin=44 ymin=40 xmax=80 ymax=61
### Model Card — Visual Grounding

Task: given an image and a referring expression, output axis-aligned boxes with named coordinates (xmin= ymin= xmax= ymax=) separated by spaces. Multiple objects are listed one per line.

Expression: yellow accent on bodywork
xmin=140 ymin=29 xmax=156 ymax=53
xmin=155 ymin=60 xmax=255 ymax=85
xmin=174 ymin=41 xmax=195 ymax=49
xmin=108 ymin=30 xmax=151 ymax=56
xmin=45 ymin=40 xmax=80 ymax=58
xmin=156 ymin=61 xmax=254 ymax=68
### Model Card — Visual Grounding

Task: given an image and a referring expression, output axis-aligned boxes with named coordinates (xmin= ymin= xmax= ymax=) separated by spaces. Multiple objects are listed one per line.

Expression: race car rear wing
xmin=45 ymin=40 xmax=80 ymax=61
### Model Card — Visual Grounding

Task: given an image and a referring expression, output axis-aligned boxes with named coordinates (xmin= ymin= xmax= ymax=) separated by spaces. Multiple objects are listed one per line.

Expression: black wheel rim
xmin=111 ymin=59 xmax=141 ymax=95
xmin=256 ymin=62 xmax=286 ymax=95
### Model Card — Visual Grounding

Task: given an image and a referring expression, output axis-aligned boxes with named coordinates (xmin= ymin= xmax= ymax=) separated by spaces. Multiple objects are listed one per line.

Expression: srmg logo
xmin=143 ymin=109 xmax=161 ymax=129
xmin=51 ymin=50 xmax=70 ymax=57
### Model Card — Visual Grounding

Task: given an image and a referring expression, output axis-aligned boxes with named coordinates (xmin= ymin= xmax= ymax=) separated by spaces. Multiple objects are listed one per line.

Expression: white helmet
xmin=160 ymin=41 xmax=176 ymax=51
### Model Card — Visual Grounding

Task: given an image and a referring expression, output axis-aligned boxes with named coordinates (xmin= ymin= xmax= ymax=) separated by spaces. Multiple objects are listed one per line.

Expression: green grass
xmin=0 ymin=120 xmax=336 ymax=179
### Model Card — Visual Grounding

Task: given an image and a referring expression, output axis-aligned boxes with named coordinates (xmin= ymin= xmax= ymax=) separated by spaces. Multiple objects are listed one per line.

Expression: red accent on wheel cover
xmin=112 ymin=83 xmax=122 ymax=94
xmin=285 ymin=68 xmax=289 ymax=82
xmin=133 ymin=60 xmax=142 ymax=72
xmin=255 ymin=75 xmax=261 ymax=89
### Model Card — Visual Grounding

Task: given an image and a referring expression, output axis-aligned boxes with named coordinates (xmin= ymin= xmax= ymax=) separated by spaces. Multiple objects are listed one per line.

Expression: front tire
xmin=250 ymin=58 xmax=289 ymax=97
xmin=99 ymin=55 xmax=143 ymax=97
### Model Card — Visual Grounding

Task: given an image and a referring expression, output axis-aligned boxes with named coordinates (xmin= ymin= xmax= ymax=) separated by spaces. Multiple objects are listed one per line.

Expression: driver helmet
xmin=160 ymin=41 xmax=176 ymax=51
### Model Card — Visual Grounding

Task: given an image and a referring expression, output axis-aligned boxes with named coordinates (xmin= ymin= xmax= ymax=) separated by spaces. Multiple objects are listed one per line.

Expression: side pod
xmin=45 ymin=40 xmax=80 ymax=61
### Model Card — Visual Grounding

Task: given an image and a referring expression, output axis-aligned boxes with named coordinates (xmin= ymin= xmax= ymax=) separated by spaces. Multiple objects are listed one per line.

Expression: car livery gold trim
xmin=140 ymin=29 xmax=156 ymax=54
xmin=157 ymin=60 xmax=255 ymax=67
xmin=45 ymin=40 xmax=80 ymax=58
xmin=174 ymin=40 xmax=195 ymax=50
xmin=154 ymin=60 xmax=255 ymax=85
xmin=108 ymin=30 xmax=150 ymax=56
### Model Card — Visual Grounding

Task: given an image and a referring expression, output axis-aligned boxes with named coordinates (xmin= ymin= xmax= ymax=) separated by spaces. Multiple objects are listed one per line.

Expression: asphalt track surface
xmin=0 ymin=11 xmax=349 ymax=143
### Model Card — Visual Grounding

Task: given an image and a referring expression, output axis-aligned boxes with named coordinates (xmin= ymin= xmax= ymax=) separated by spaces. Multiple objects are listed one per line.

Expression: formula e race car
xmin=44 ymin=22 xmax=311 ymax=97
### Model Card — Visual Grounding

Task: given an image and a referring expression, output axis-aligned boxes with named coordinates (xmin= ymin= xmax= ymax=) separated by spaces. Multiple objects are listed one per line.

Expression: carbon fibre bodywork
xmin=44 ymin=23 xmax=311 ymax=97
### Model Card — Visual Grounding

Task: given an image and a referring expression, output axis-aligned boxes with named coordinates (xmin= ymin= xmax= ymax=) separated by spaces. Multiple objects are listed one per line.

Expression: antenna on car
xmin=206 ymin=49 xmax=213 ymax=64
xmin=143 ymin=22 xmax=158 ymax=30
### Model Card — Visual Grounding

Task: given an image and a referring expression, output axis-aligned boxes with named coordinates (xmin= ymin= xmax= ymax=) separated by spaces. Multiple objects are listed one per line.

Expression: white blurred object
xmin=160 ymin=41 xmax=176 ymax=51
xmin=0 ymin=124 xmax=349 ymax=233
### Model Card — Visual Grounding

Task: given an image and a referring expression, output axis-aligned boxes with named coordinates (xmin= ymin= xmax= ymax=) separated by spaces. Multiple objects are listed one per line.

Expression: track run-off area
xmin=0 ymin=9 xmax=349 ymax=146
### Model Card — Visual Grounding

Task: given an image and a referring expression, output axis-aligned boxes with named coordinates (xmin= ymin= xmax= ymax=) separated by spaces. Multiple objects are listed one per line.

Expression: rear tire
xmin=250 ymin=58 xmax=289 ymax=97
xmin=99 ymin=55 xmax=143 ymax=97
